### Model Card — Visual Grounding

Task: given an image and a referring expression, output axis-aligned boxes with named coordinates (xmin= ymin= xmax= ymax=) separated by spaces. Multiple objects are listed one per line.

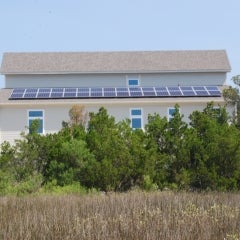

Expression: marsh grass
xmin=0 ymin=191 xmax=240 ymax=239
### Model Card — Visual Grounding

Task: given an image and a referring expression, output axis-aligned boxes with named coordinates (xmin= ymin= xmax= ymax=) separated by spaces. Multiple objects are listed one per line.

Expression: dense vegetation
xmin=1 ymin=191 xmax=240 ymax=239
xmin=1 ymin=102 xmax=240 ymax=194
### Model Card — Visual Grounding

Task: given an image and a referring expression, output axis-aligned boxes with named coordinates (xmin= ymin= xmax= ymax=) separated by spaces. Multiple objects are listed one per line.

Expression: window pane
xmin=132 ymin=118 xmax=142 ymax=129
xmin=168 ymin=108 xmax=175 ymax=116
xmin=29 ymin=119 xmax=43 ymax=134
xmin=131 ymin=109 xmax=142 ymax=115
xmin=29 ymin=110 xmax=43 ymax=117
xmin=128 ymin=79 xmax=139 ymax=86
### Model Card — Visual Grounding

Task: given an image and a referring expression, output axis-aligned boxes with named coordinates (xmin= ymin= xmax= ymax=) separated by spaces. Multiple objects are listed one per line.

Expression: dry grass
xmin=0 ymin=191 xmax=240 ymax=240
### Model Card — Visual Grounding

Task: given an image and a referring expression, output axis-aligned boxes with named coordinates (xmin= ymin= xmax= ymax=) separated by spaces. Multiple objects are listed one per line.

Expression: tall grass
xmin=0 ymin=191 xmax=240 ymax=239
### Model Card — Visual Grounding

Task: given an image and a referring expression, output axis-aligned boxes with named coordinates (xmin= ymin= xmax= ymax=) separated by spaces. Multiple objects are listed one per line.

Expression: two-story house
xmin=0 ymin=50 xmax=232 ymax=144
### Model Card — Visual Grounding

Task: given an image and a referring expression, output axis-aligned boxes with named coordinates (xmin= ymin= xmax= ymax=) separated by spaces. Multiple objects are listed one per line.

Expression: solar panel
xmin=52 ymin=88 xmax=64 ymax=92
xmin=64 ymin=92 xmax=77 ymax=97
xmin=90 ymin=88 xmax=103 ymax=97
xmin=23 ymin=89 xmax=37 ymax=98
xmin=129 ymin=87 xmax=142 ymax=97
xmin=38 ymin=88 xmax=51 ymax=93
xmin=169 ymin=91 xmax=182 ymax=96
xmin=155 ymin=87 xmax=169 ymax=96
xmin=168 ymin=87 xmax=180 ymax=91
xmin=77 ymin=92 xmax=89 ymax=97
xmin=180 ymin=86 xmax=193 ymax=91
xmin=64 ymin=88 xmax=77 ymax=97
xmin=116 ymin=87 xmax=129 ymax=97
xmin=65 ymin=88 xmax=77 ymax=92
xmin=142 ymin=87 xmax=156 ymax=97
xmin=182 ymin=91 xmax=196 ymax=96
xmin=51 ymin=92 xmax=63 ymax=98
xmin=77 ymin=88 xmax=90 ymax=97
xmin=78 ymin=88 xmax=89 ymax=92
xmin=117 ymin=91 xmax=129 ymax=97
xmin=195 ymin=90 xmax=209 ymax=96
xmin=25 ymin=88 xmax=38 ymax=93
xmin=117 ymin=87 xmax=128 ymax=91
xmin=104 ymin=88 xmax=116 ymax=97
xmin=167 ymin=86 xmax=182 ymax=96
xmin=8 ymin=86 xmax=222 ymax=100
xmin=193 ymin=86 xmax=205 ymax=91
xmin=10 ymin=93 xmax=24 ymax=98
xmin=206 ymin=86 xmax=219 ymax=91
xmin=156 ymin=87 xmax=167 ymax=91
xmin=37 ymin=93 xmax=50 ymax=98
xmin=12 ymin=89 xmax=25 ymax=94
xmin=24 ymin=93 xmax=37 ymax=98
xmin=37 ymin=88 xmax=50 ymax=98
xmin=208 ymin=91 xmax=221 ymax=96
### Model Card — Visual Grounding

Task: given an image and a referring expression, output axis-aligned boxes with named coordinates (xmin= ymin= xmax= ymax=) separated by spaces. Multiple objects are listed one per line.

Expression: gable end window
xmin=128 ymin=79 xmax=139 ymax=86
xmin=130 ymin=108 xmax=142 ymax=129
xmin=28 ymin=110 xmax=44 ymax=134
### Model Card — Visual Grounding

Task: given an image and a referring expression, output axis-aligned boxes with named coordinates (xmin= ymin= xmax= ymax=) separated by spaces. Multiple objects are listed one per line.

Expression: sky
xmin=0 ymin=0 xmax=239 ymax=88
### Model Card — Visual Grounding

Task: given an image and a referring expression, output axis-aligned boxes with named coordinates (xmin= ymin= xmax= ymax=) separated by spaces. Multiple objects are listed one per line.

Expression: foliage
xmin=223 ymin=75 xmax=240 ymax=127
xmin=1 ymin=103 xmax=240 ymax=194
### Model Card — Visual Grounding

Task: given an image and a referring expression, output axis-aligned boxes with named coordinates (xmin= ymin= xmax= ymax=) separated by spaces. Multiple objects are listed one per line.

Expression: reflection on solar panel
xmin=9 ymin=86 xmax=222 ymax=99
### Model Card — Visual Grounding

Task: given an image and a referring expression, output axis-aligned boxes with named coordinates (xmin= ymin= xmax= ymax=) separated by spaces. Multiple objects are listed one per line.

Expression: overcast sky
xmin=0 ymin=0 xmax=239 ymax=87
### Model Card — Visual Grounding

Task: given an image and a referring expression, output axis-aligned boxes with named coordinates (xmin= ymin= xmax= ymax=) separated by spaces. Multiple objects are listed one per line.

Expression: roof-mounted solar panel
xmin=208 ymin=90 xmax=221 ymax=96
xmin=90 ymin=88 xmax=103 ymax=97
xmin=180 ymin=86 xmax=192 ymax=91
xmin=182 ymin=91 xmax=196 ymax=96
xmin=116 ymin=87 xmax=129 ymax=97
xmin=37 ymin=93 xmax=50 ymax=98
xmin=142 ymin=87 xmax=156 ymax=97
xmin=129 ymin=87 xmax=143 ymax=97
xmin=155 ymin=87 xmax=169 ymax=96
xmin=195 ymin=90 xmax=209 ymax=96
xmin=104 ymin=87 xmax=116 ymax=97
xmin=9 ymin=86 xmax=222 ymax=100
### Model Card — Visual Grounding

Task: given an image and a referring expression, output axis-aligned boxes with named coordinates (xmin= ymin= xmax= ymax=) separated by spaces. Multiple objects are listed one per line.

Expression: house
xmin=0 ymin=50 xmax=232 ymax=144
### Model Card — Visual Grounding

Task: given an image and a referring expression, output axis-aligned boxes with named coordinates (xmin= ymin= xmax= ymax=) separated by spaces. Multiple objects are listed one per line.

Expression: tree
xmin=189 ymin=103 xmax=240 ymax=190
xmin=223 ymin=75 xmax=240 ymax=126
xmin=68 ymin=104 xmax=88 ymax=126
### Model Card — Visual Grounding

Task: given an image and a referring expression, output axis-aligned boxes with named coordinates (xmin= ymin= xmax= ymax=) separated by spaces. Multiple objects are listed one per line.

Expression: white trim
xmin=130 ymin=107 xmax=143 ymax=129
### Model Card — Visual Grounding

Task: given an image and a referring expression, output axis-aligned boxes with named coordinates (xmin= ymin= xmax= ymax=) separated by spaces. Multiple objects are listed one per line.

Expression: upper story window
xmin=128 ymin=79 xmax=139 ymax=86
xmin=28 ymin=110 xmax=44 ymax=134
xmin=130 ymin=108 xmax=142 ymax=129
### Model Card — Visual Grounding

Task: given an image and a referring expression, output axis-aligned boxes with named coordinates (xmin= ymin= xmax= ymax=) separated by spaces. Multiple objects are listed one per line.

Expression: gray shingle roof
xmin=0 ymin=50 xmax=231 ymax=74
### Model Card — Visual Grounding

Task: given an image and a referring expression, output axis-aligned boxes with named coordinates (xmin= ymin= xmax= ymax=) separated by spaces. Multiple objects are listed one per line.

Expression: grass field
xmin=0 ymin=191 xmax=240 ymax=240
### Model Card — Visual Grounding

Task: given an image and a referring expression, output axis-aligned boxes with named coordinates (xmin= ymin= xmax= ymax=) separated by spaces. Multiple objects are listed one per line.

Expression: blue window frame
xmin=128 ymin=79 xmax=139 ymax=86
xmin=131 ymin=108 xmax=142 ymax=129
xmin=28 ymin=110 xmax=44 ymax=134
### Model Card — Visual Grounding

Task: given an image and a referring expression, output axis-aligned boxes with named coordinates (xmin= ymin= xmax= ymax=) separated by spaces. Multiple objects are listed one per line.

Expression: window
xmin=128 ymin=79 xmax=139 ymax=86
xmin=28 ymin=110 xmax=44 ymax=134
xmin=130 ymin=108 xmax=142 ymax=129
xmin=168 ymin=107 xmax=176 ymax=122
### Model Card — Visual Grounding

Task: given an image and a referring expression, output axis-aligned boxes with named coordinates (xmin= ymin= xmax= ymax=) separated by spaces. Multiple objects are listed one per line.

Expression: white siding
xmin=5 ymin=72 xmax=226 ymax=88
xmin=0 ymin=99 xmax=232 ymax=145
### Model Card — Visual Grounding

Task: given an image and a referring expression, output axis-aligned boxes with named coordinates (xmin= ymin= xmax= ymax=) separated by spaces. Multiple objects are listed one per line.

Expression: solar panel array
xmin=9 ymin=86 xmax=221 ymax=100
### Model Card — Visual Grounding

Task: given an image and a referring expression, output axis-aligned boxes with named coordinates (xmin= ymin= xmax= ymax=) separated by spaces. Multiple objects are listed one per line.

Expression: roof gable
xmin=0 ymin=50 xmax=231 ymax=74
